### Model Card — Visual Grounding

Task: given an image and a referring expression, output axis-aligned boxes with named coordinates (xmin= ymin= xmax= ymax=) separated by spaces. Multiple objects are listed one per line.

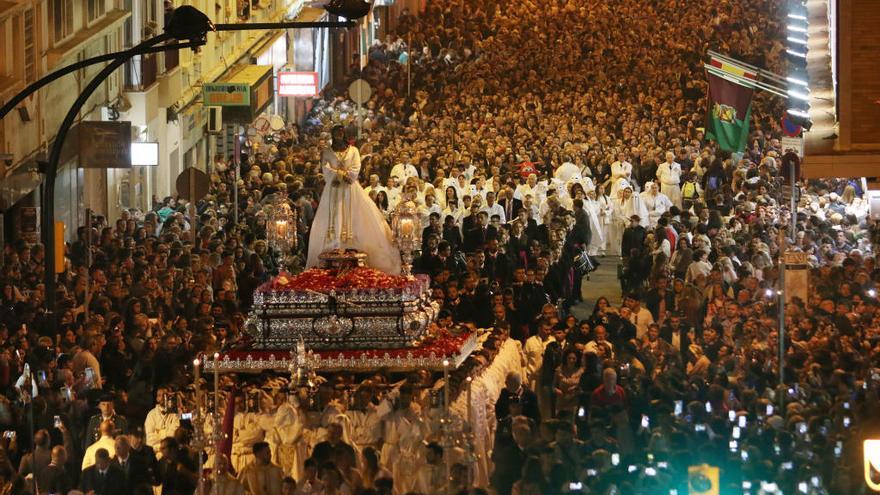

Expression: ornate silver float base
xmin=245 ymin=298 xmax=439 ymax=350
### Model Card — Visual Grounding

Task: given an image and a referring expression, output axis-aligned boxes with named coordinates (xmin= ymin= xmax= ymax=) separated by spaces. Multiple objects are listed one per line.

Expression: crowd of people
xmin=1 ymin=0 xmax=880 ymax=494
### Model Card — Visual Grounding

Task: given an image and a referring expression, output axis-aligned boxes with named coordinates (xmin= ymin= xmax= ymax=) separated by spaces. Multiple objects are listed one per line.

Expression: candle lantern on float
xmin=265 ymin=197 xmax=298 ymax=271
xmin=392 ymin=200 xmax=420 ymax=277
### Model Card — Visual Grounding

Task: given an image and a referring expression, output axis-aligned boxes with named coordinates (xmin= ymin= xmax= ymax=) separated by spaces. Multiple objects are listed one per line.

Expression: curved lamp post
xmin=0 ymin=5 xmax=364 ymax=334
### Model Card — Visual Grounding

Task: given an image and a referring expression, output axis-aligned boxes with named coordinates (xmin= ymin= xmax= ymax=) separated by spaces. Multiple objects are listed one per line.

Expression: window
xmin=87 ymin=0 xmax=106 ymax=24
xmin=24 ymin=9 xmax=35 ymax=83
xmin=51 ymin=0 xmax=74 ymax=43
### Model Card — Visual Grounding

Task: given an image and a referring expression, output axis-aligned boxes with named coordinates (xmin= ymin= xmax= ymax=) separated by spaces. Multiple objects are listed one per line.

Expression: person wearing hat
xmin=621 ymin=215 xmax=647 ymax=262
xmin=85 ymin=392 xmax=128 ymax=450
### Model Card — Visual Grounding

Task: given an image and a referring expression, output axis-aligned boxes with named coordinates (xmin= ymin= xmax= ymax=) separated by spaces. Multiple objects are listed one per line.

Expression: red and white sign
xmin=277 ymin=72 xmax=319 ymax=97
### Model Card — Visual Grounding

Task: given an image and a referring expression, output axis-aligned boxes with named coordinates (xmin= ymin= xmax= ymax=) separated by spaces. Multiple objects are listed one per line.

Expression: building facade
xmin=0 ymin=0 xmax=341 ymax=241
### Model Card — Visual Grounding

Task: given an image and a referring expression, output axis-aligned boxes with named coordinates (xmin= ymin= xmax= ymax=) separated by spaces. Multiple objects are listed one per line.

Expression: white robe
xmin=271 ymin=404 xmax=304 ymax=478
xmin=232 ymin=412 xmax=265 ymax=475
xmin=381 ymin=408 xmax=429 ymax=495
xmin=640 ymin=191 xmax=674 ymax=227
xmin=657 ymin=161 xmax=683 ymax=209
xmin=583 ymin=200 xmax=606 ymax=256
xmin=341 ymin=401 xmax=392 ymax=459
xmin=595 ymin=195 xmax=614 ymax=253
xmin=306 ymin=146 xmax=402 ymax=275
xmin=514 ymin=183 xmax=547 ymax=203
xmin=608 ymin=195 xmax=649 ymax=256
xmin=609 ymin=161 xmax=633 ymax=198
xmin=389 ymin=163 xmax=419 ymax=181
xmin=144 ymin=407 xmax=180 ymax=456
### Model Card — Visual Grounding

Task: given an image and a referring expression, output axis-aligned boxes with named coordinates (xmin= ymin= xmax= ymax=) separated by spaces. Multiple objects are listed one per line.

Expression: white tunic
xmin=609 ymin=161 xmax=633 ymax=198
xmin=389 ymin=163 xmax=419 ymax=181
xmin=640 ymin=191 xmax=674 ymax=227
xmin=381 ymin=407 xmax=429 ymax=495
xmin=144 ymin=407 xmax=180 ymax=455
xmin=232 ymin=412 xmax=265 ymax=475
xmin=657 ymin=161 xmax=683 ymax=209
xmin=342 ymin=400 xmax=392 ymax=457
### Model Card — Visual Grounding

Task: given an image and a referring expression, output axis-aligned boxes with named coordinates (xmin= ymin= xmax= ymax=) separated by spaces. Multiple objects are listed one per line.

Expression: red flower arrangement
xmin=262 ymin=267 xmax=413 ymax=293
xmin=320 ymin=326 xmax=471 ymax=360
xmin=218 ymin=326 xmax=474 ymax=367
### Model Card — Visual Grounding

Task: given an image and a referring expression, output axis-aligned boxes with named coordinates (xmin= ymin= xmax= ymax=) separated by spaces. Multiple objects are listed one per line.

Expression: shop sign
xmin=203 ymin=83 xmax=251 ymax=106
xmin=79 ymin=121 xmax=132 ymax=168
xmin=278 ymin=72 xmax=319 ymax=96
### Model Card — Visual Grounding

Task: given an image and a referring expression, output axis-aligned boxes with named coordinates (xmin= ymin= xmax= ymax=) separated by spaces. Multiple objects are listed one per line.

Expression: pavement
xmin=570 ymin=255 xmax=623 ymax=320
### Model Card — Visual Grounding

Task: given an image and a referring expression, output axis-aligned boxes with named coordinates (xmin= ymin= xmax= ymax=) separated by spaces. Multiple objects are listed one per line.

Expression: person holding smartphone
xmin=71 ymin=336 xmax=103 ymax=390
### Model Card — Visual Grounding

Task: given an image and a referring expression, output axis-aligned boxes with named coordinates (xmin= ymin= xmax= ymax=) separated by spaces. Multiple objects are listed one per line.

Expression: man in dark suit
xmin=644 ymin=276 xmax=675 ymax=322
xmin=128 ymin=427 xmax=159 ymax=482
xmin=540 ymin=325 xmax=569 ymax=417
xmin=461 ymin=204 xmax=482 ymax=234
xmin=484 ymin=238 xmax=512 ymax=284
xmin=415 ymin=233 xmax=442 ymax=276
xmin=515 ymin=209 xmax=540 ymax=243
xmin=464 ymin=212 xmax=497 ymax=252
xmin=495 ymin=371 xmax=540 ymax=425
xmin=442 ymin=215 xmax=463 ymax=251
xmin=114 ymin=435 xmax=156 ymax=492
xmin=660 ymin=313 xmax=692 ymax=358
xmin=497 ymin=188 xmax=523 ymax=222
xmin=37 ymin=446 xmax=72 ymax=495
xmin=157 ymin=437 xmax=198 ymax=495
xmin=81 ymin=448 xmax=125 ymax=495
xmin=621 ymin=215 xmax=647 ymax=259
xmin=437 ymin=241 xmax=466 ymax=278
xmin=421 ymin=212 xmax=443 ymax=252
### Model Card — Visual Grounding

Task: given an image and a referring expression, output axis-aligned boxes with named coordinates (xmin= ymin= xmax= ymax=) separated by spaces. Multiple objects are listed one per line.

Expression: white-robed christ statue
xmin=306 ymin=125 xmax=402 ymax=275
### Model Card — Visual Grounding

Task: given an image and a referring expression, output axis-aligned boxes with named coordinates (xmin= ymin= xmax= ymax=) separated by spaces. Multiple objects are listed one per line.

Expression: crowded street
xmin=0 ymin=0 xmax=878 ymax=494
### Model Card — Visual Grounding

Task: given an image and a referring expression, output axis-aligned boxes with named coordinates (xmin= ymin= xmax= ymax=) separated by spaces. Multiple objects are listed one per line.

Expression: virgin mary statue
xmin=306 ymin=125 xmax=402 ymax=275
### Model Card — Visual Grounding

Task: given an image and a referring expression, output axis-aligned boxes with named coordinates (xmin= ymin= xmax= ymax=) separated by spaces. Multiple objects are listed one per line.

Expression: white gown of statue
xmin=306 ymin=145 xmax=402 ymax=275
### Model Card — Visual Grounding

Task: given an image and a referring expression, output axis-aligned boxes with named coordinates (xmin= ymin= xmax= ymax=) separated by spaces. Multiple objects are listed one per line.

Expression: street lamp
xmin=0 ymin=6 xmax=359 ymax=336
xmin=324 ymin=0 xmax=373 ymax=20
xmin=866 ymin=439 xmax=880 ymax=491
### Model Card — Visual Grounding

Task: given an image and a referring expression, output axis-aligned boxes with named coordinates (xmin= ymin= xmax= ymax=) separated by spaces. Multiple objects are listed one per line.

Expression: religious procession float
xmin=206 ymin=249 xmax=478 ymax=373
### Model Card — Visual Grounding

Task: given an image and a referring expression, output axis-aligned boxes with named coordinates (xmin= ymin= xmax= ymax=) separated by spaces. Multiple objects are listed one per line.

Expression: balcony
xmin=164 ymin=48 xmax=179 ymax=72
xmin=124 ymin=53 xmax=158 ymax=91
